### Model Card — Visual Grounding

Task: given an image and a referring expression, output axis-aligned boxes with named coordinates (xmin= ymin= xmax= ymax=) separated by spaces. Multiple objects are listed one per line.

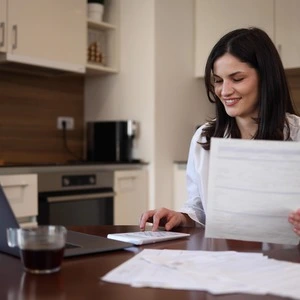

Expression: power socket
xmin=57 ymin=116 xmax=74 ymax=130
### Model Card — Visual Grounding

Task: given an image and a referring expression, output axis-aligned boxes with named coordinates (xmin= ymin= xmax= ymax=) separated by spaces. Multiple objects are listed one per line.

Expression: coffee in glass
xmin=7 ymin=226 xmax=67 ymax=274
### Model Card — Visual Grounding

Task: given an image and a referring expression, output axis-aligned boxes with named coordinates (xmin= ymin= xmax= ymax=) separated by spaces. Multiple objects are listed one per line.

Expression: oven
xmin=37 ymin=171 xmax=114 ymax=226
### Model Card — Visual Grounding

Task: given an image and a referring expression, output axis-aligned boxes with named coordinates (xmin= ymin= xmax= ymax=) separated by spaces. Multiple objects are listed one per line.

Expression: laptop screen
xmin=0 ymin=185 xmax=20 ymax=257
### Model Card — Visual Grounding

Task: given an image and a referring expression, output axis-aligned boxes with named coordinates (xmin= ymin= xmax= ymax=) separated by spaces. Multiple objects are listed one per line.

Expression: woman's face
xmin=213 ymin=53 xmax=259 ymax=120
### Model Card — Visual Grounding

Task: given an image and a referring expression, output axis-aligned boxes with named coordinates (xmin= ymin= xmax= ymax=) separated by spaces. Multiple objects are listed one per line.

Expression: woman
xmin=139 ymin=27 xmax=300 ymax=236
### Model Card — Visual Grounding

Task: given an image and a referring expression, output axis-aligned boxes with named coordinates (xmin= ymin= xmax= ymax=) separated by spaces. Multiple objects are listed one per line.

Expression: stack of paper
xmin=102 ymin=249 xmax=300 ymax=299
xmin=205 ymin=138 xmax=300 ymax=245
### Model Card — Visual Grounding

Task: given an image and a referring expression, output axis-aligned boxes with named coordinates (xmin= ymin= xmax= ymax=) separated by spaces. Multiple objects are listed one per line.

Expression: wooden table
xmin=1 ymin=225 xmax=299 ymax=300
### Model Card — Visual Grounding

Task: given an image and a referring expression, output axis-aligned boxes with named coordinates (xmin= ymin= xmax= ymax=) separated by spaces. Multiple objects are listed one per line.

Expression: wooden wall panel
xmin=0 ymin=71 xmax=84 ymax=164
xmin=288 ymin=74 xmax=300 ymax=114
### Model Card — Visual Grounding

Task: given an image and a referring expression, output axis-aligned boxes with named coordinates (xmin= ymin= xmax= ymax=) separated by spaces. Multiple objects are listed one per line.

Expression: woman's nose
xmin=221 ymin=81 xmax=234 ymax=96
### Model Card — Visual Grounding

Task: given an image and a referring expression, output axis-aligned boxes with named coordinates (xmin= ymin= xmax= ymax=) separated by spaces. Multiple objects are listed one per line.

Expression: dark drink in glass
xmin=7 ymin=225 xmax=67 ymax=274
xmin=21 ymin=247 xmax=65 ymax=274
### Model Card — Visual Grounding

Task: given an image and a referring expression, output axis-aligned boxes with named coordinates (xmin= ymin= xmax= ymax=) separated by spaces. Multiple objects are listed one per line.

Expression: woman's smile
xmin=223 ymin=97 xmax=241 ymax=106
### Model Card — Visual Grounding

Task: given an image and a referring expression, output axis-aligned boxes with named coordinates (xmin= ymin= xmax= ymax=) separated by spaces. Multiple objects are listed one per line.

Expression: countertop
xmin=0 ymin=162 xmax=148 ymax=175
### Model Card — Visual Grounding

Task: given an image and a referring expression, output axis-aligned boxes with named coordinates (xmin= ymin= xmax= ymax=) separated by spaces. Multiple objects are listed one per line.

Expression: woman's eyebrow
xmin=213 ymin=71 xmax=244 ymax=78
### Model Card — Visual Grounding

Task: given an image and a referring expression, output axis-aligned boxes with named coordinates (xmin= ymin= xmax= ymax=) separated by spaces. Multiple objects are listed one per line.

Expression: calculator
xmin=107 ymin=231 xmax=190 ymax=245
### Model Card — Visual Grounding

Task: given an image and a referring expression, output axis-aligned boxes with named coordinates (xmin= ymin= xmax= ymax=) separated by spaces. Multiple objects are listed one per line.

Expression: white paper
xmin=101 ymin=249 xmax=300 ymax=299
xmin=205 ymin=138 xmax=300 ymax=245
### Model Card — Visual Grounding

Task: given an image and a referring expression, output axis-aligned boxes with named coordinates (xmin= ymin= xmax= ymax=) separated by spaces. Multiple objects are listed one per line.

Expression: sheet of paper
xmin=205 ymin=138 xmax=300 ymax=245
xmin=101 ymin=249 xmax=300 ymax=299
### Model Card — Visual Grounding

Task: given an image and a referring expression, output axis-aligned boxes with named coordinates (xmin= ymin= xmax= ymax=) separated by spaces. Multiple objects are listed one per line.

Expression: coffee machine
xmin=86 ymin=120 xmax=138 ymax=163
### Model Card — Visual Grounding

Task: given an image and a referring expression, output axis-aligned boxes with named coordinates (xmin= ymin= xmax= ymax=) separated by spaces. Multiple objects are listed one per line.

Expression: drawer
xmin=0 ymin=174 xmax=38 ymax=219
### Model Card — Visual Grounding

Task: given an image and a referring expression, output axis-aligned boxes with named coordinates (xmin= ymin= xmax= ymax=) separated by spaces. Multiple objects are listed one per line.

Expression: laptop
xmin=0 ymin=186 xmax=133 ymax=258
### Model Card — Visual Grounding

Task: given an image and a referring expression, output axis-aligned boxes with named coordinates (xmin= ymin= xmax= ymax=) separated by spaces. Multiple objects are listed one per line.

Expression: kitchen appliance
xmin=37 ymin=171 xmax=114 ymax=226
xmin=86 ymin=120 xmax=138 ymax=163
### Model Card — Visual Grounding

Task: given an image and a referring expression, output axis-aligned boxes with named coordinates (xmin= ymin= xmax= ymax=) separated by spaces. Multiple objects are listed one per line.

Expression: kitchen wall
xmin=154 ymin=0 xmax=214 ymax=209
xmin=0 ymin=70 xmax=84 ymax=164
xmin=85 ymin=0 xmax=215 ymax=209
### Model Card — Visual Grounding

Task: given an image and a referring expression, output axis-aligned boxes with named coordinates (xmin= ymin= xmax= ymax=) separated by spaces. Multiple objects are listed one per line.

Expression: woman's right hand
xmin=288 ymin=208 xmax=300 ymax=236
xmin=139 ymin=207 xmax=193 ymax=231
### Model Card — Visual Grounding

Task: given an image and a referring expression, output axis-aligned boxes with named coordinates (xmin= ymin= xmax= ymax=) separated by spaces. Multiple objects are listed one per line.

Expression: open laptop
xmin=0 ymin=186 xmax=133 ymax=258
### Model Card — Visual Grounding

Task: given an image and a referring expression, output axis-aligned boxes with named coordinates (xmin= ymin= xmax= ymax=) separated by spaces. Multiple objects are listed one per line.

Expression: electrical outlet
xmin=57 ymin=116 xmax=74 ymax=130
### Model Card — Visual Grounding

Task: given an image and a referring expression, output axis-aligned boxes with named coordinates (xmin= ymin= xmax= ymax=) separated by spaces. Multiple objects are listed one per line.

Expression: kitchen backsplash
xmin=0 ymin=70 xmax=84 ymax=165
xmin=0 ymin=69 xmax=299 ymax=165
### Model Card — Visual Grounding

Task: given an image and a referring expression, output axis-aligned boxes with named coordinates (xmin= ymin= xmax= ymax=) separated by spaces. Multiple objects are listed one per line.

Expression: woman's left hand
xmin=288 ymin=209 xmax=300 ymax=236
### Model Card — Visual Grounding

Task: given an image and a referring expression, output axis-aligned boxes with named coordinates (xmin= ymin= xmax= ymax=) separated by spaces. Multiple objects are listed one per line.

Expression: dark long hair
xmin=201 ymin=27 xmax=297 ymax=150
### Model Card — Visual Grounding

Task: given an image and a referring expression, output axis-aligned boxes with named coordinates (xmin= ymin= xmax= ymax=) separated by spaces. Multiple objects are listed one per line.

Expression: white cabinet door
xmin=195 ymin=0 xmax=274 ymax=77
xmin=0 ymin=174 xmax=38 ymax=220
xmin=114 ymin=169 xmax=148 ymax=225
xmin=173 ymin=164 xmax=188 ymax=211
xmin=275 ymin=0 xmax=300 ymax=70
xmin=0 ymin=0 xmax=7 ymax=53
xmin=2 ymin=0 xmax=86 ymax=73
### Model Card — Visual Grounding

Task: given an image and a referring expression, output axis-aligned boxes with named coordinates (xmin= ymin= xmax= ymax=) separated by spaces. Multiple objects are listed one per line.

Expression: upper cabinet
xmin=275 ymin=0 xmax=300 ymax=70
xmin=86 ymin=0 xmax=119 ymax=75
xmin=195 ymin=0 xmax=274 ymax=78
xmin=195 ymin=0 xmax=300 ymax=78
xmin=0 ymin=0 xmax=7 ymax=53
xmin=0 ymin=0 xmax=86 ymax=74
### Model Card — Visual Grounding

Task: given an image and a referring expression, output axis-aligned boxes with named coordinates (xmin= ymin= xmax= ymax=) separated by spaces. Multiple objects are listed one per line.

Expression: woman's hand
xmin=288 ymin=209 xmax=300 ymax=236
xmin=139 ymin=207 xmax=194 ymax=231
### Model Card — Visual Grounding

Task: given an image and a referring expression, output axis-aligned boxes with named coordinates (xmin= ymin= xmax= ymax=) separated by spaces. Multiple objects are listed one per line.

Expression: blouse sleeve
xmin=178 ymin=126 xmax=208 ymax=227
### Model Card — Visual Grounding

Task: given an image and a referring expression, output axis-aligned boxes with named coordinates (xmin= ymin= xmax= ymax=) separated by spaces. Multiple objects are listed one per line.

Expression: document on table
xmin=101 ymin=249 xmax=300 ymax=299
xmin=205 ymin=138 xmax=300 ymax=245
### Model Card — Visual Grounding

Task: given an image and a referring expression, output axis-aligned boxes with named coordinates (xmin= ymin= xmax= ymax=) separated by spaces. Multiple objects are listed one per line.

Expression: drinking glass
xmin=7 ymin=226 xmax=67 ymax=274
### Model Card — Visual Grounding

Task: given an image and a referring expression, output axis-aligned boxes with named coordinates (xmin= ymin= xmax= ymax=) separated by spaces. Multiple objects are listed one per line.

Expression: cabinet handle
xmin=0 ymin=22 xmax=5 ymax=47
xmin=12 ymin=24 xmax=17 ymax=50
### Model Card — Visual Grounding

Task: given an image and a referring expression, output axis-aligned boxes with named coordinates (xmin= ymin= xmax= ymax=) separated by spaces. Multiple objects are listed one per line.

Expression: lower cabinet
xmin=173 ymin=163 xmax=188 ymax=210
xmin=114 ymin=169 xmax=148 ymax=225
xmin=0 ymin=174 xmax=38 ymax=227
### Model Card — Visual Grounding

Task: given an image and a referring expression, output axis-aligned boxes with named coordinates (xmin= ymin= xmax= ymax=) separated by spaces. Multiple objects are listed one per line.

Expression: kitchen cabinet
xmin=86 ymin=0 xmax=119 ymax=75
xmin=0 ymin=174 xmax=38 ymax=228
xmin=173 ymin=163 xmax=188 ymax=211
xmin=275 ymin=0 xmax=300 ymax=70
xmin=195 ymin=0 xmax=300 ymax=77
xmin=0 ymin=0 xmax=7 ymax=53
xmin=194 ymin=0 xmax=274 ymax=77
xmin=0 ymin=0 xmax=86 ymax=74
xmin=114 ymin=169 xmax=148 ymax=225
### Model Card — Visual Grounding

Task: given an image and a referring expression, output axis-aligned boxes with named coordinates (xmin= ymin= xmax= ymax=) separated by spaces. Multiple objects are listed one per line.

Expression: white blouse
xmin=179 ymin=113 xmax=300 ymax=226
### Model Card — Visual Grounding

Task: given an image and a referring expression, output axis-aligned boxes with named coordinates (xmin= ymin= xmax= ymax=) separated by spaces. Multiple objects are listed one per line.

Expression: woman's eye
xmin=233 ymin=78 xmax=243 ymax=82
xmin=213 ymin=78 xmax=222 ymax=84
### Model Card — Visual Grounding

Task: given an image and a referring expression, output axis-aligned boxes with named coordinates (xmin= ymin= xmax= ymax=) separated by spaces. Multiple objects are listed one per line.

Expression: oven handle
xmin=46 ymin=192 xmax=115 ymax=203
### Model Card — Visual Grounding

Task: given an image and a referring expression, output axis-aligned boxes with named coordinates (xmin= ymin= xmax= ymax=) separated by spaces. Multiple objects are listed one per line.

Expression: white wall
xmin=84 ymin=0 xmax=214 ymax=211
xmin=154 ymin=0 xmax=213 ymax=209
xmin=85 ymin=0 xmax=155 ymax=164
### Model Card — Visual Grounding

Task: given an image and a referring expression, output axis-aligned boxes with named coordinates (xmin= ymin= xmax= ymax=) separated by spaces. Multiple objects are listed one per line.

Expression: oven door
xmin=38 ymin=188 xmax=114 ymax=226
